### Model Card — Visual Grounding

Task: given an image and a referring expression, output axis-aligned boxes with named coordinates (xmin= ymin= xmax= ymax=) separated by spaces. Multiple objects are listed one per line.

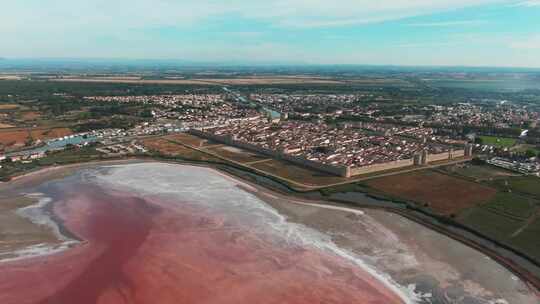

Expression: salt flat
xmin=0 ymin=162 xmax=537 ymax=304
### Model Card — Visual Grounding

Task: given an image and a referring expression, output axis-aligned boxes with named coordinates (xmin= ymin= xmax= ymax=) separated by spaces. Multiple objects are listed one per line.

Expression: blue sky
xmin=2 ymin=0 xmax=540 ymax=67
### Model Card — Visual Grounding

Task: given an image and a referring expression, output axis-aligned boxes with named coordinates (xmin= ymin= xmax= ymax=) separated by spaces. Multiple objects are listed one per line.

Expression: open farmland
xmin=508 ymin=218 xmax=540 ymax=261
xmin=365 ymin=170 xmax=497 ymax=215
xmin=48 ymin=78 xmax=218 ymax=85
xmin=424 ymin=78 xmax=540 ymax=92
xmin=0 ymin=123 xmax=14 ymax=129
xmin=458 ymin=193 xmax=540 ymax=261
xmin=154 ymin=133 xmax=353 ymax=189
xmin=204 ymin=145 xmax=268 ymax=164
xmin=480 ymin=192 xmax=538 ymax=220
xmin=490 ymin=176 xmax=540 ymax=197
xmin=49 ymin=76 xmax=348 ymax=85
xmin=251 ymin=159 xmax=347 ymax=187
xmin=0 ymin=104 xmax=19 ymax=110
xmin=194 ymin=77 xmax=344 ymax=85
xmin=19 ymin=111 xmax=41 ymax=121
xmin=459 ymin=207 xmax=525 ymax=240
xmin=0 ymin=127 xmax=72 ymax=148
xmin=441 ymin=164 xmax=517 ymax=181
xmin=42 ymin=75 xmax=417 ymax=86
xmin=164 ymin=133 xmax=207 ymax=147
xmin=142 ymin=137 xmax=219 ymax=162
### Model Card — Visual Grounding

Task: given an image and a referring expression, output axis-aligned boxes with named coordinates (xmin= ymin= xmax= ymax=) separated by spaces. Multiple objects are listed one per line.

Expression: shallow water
xmin=0 ymin=163 xmax=407 ymax=304
xmin=0 ymin=163 xmax=537 ymax=304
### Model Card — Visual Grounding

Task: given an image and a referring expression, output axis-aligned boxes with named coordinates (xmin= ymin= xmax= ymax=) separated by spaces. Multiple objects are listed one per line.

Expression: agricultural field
xmin=0 ymin=105 xmax=46 ymax=128
xmin=480 ymin=192 xmax=538 ymax=220
xmin=142 ymin=137 xmax=219 ymax=162
xmin=204 ymin=145 xmax=268 ymax=164
xmin=250 ymin=159 xmax=348 ymax=187
xmin=0 ymin=123 xmax=14 ymax=129
xmin=424 ymin=78 xmax=540 ymax=92
xmin=441 ymin=163 xmax=516 ymax=181
xmin=0 ymin=127 xmax=72 ymax=148
xmin=458 ymin=207 xmax=525 ymax=240
xmin=508 ymin=218 xmax=540 ymax=261
xmin=49 ymin=78 xmax=218 ymax=85
xmin=364 ymin=170 xmax=497 ymax=215
xmin=194 ymin=77 xmax=343 ymax=85
xmin=19 ymin=111 xmax=42 ymax=121
xmin=164 ymin=133 xmax=207 ymax=147
xmin=160 ymin=133 xmax=353 ymax=189
xmin=0 ymin=104 xmax=19 ymax=110
xmin=479 ymin=135 xmax=517 ymax=148
xmin=490 ymin=176 xmax=540 ymax=197
xmin=458 ymin=192 xmax=540 ymax=261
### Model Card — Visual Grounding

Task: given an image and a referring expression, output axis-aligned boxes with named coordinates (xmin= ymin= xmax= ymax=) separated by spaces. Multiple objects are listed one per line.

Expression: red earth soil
xmin=0 ymin=186 xmax=404 ymax=304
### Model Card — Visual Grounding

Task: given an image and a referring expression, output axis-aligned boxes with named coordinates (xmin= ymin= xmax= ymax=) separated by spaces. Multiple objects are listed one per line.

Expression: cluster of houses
xmin=203 ymin=120 xmax=456 ymax=169
xmin=95 ymin=142 xmax=147 ymax=156
xmin=487 ymin=157 xmax=540 ymax=175
xmin=0 ymin=150 xmax=46 ymax=167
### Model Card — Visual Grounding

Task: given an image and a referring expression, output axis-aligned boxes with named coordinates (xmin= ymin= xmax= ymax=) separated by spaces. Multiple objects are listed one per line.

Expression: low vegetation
xmin=0 ymin=146 xmax=103 ymax=181
xmin=142 ymin=137 xmax=220 ymax=162
xmin=0 ymin=127 xmax=72 ymax=150
xmin=364 ymin=170 xmax=497 ymax=215
xmin=489 ymin=176 xmax=540 ymax=197
xmin=479 ymin=135 xmax=517 ymax=148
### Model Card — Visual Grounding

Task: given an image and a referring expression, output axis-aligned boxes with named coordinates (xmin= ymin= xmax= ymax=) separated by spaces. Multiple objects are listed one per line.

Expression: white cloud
xmin=0 ymin=0 xmax=508 ymax=33
xmin=4 ymin=0 xmax=533 ymax=66
xmin=510 ymin=35 xmax=540 ymax=49
xmin=515 ymin=0 xmax=540 ymax=7
xmin=406 ymin=20 xmax=488 ymax=27
xmin=396 ymin=41 xmax=461 ymax=48
xmin=244 ymin=0 xmax=506 ymax=28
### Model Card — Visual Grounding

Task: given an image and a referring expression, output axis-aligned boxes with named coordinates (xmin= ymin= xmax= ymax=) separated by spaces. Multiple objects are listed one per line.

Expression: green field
xmin=461 ymin=206 xmax=540 ymax=261
xmin=479 ymin=136 xmax=517 ymax=148
xmin=508 ymin=219 xmax=540 ymax=261
xmin=426 ymin=79 xmax=540 ymax=92
xmin=250 ymin=159 xmax=347 ymax=187
xmin=512 ymin=144 xmax=540 ymax=155
xmin=458 ymin=207 xmax=524 ymax=240
xmin=458 ymin=189 xmax=540 ymax=261
xmin=319 ymin=183 xmax=367 ymax=196
xmin=443 ymin=164 xmax=514 ymax=180
xmin=490 ymin=176 xmax=540 ymax=197
xmin=481 ymin=192 xmax=538 ymax=220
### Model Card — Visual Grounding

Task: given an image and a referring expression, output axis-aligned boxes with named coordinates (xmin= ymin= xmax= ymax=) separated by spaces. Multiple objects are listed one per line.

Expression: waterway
xmin=223 ymin=86 xmax=282 ymax=119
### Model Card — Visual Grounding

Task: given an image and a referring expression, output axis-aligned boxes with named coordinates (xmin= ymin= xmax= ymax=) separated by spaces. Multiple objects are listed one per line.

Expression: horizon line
xmin=1 ymin=57 xmax=540 ymax=70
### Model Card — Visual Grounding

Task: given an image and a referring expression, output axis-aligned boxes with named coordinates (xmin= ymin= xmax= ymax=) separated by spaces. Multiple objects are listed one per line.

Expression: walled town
xmin=2 ymin=90 xmax=539 ymax=177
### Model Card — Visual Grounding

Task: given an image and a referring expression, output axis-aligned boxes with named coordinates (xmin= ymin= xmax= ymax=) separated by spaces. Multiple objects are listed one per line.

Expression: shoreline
xmin=1 ymin=158 xmax=539 ymax=296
